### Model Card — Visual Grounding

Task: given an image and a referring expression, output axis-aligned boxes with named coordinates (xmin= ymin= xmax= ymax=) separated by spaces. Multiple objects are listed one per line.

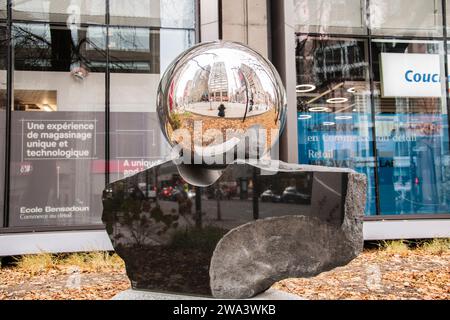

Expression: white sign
xmin=380 ymin=53 xmax=444 ymax=98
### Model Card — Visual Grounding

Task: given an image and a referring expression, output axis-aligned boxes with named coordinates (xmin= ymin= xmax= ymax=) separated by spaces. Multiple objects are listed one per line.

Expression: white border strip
xmin=363 ymin=219 xmax=450 ymax=240
xmin=0 ymin=230 xmax=113 ymax=256
xmin=0 ymin=220 xmax=449 ymax=256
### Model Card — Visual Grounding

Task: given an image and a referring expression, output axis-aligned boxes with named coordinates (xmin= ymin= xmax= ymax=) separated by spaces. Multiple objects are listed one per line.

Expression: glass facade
xmin=295 ymin=0 xmax=450 ymax=217
xmin=0 ymin=0 xmax=447 ymax=234
xmin=0 ymin=0 xmax=196 ymax=230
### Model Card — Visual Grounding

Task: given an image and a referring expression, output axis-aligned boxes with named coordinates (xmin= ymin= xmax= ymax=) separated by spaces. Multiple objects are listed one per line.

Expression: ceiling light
xmin=347 ymin=87 xmax=356 ymax=93
xmin=71 ymin=66 xmax=89 ymax=81
xmin=308 ymin=107 xmax=330 ymax=112
xmin=323 ymin=122 xmax=335 ymax=126
xmin=42 ymin=104 xmax=53 ymax=112
xmin=335 ymin=116 xmax=353 ymax=120
xmin=326 ymin=97 xmax=348 ymax=104
xmin=296 ymin=84 xmax=316 ymax=93
xmin=298 ymin=115 xmax=312 ymax=120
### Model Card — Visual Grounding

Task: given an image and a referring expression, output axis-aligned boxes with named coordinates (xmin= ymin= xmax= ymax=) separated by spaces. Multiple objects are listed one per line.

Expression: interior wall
xmin=9 ymin=71 xmax=160 ymax=113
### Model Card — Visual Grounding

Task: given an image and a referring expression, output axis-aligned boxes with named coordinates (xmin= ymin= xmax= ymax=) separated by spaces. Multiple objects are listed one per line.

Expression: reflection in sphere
xmin=157 ymin=41 xmax=286 ymax=162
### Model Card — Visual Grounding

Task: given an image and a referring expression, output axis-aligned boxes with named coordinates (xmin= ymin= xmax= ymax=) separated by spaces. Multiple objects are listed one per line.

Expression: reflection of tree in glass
xmin=160 ymin=0 xmax=195 ymax=28
xmin=123 ymin=206 xmax=177 ymax=246
xmin=108 ymin=27 xmax=158 ymax=72
xmin=103 ymin=183 xmax=180 ymax=247
xmin=10 ymin=24 xmax=157 ymax=73
xmin=12 ymin=23 xmax=109 ymax=72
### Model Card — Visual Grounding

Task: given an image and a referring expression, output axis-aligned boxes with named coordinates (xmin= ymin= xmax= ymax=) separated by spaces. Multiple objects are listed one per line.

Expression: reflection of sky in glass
xmin=109 ymin=27 xmax=150 ymax=52
xmin=86 ymin=26 xmax=106 ymax=49
xmin=87 ymin=26 xmax=152 ymax=52
xmin=12 ymin=0 xmax=105 ymax=16
xmin=160 ymin=0 xmax=195 ymax=28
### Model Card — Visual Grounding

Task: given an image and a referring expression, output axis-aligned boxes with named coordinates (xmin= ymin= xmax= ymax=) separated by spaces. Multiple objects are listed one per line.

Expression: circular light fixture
xmin=71 ymin=66 xmax=89 ymax=81
xmin=352 ymin=109 xmax=357 ymax=112
xmin=335 ymin=115 xmax=353 ymax=120
xmin=296 ymin=84 xmax=316 ymax=93
xmin=298 ymin=115 xmax=312 ymax=120
xmin=308 ymin=107 xmax=330 ymax=112
xmin=347 ymin=87 xmax=356 ymax=94
xmin=323 ymin=122 xmax=336 ymax=126
xmin=326 ymin=97 xmax=348 ymax=104
xmin=42 ymin=104 xmax=53 ymax=112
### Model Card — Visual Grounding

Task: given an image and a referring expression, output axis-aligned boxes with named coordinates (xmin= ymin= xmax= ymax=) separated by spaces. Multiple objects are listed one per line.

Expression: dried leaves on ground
xmin=275 ymin=244 xmax=450 ymax=300
xmin=0 ymin=241 xmax=449 ymax=300
xmin=0 ymin=268 xmax=130 ymax=300
xmin=0 ymin=252 xmax=130 ymax=300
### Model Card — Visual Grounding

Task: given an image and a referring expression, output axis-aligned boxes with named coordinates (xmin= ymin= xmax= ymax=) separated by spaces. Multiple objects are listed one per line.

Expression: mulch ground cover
xmin=0 ymin=249 xmax=448 ymax=300
xmin=275 ymin=249 xmax=450 ymax=300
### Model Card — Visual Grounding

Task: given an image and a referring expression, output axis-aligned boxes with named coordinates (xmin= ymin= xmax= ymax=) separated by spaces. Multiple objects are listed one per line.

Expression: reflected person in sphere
xmin=217 ymin=103 xmax=226 ymax=117
xmin=249 ymin=98 xmax=254 ymax=112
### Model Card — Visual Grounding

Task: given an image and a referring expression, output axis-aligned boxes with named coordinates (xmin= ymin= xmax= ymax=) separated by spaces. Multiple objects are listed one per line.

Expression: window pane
xmin=372 ymin=39 xmax=450 ymax=215
xmin=110 ymin=0 xmax=195 ymax=29
xmin=9 ymin=23 xmax=106 ymax=227
xmin=13 ymin=23 xmax=106 ymax=73
xmin=160 ymin=0 xmax=195 ymax=28
xmin=369 ymin=0 xmax=443 ymax=37
xmin=108 ymin=27 xmax=160 ymax=73
xmin=296 ymin=36 xmax=377 ymax=215
xmin=293 ymin=0 xmax=367 ymax=35
xmin=12 ymin=0 xmax=105 ymax=24
xmin=448 ymin=0 xmax=450 ymax=31
xmin=109 ymin=26 xmax=162 ymax=182
xmin=110 ymin=26 xmax=195 ymax=181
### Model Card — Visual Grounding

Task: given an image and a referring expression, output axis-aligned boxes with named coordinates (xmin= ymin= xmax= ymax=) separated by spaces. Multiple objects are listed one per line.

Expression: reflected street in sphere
xmin=157 ymin=41 xmax=286 ymax=163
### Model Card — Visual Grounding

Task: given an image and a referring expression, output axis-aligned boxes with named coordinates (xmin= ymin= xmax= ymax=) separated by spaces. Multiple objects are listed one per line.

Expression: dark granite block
xmin=102 ymin=160 xmax=366 ymax=298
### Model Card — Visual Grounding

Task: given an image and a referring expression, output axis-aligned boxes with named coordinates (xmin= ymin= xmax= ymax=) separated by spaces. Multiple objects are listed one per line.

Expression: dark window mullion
xmin=3 ymin=0 xmax=13 ymax=227
xmin=105 ymin=0 xmax=110 ymax=187
xmin=366 ymin=0 xmax=382 ymax=216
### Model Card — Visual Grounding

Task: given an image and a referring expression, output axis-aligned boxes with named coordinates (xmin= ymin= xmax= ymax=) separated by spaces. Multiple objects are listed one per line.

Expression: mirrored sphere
xmin=157 ymin=41 xmax=286 ymax=161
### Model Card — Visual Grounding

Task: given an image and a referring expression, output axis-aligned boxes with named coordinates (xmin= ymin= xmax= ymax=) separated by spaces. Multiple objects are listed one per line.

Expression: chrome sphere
xmin=157 ymin=41 xmax=286 ymax=162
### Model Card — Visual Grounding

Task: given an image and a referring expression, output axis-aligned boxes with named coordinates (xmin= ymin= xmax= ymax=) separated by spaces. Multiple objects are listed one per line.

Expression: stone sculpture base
xmin=102 ymin=159 xmax=367 ymax=299
xmin=112 ymin=288 xmax=304 ymax=300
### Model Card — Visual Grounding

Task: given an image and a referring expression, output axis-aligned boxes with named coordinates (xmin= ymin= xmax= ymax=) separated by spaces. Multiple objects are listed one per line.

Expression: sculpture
xmin=102 ymin=41 xmax=366 ymax=299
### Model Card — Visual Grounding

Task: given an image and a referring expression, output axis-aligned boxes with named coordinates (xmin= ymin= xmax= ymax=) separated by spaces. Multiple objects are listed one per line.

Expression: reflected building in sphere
xmin=208 ymin=61 xmax=228 ymax=102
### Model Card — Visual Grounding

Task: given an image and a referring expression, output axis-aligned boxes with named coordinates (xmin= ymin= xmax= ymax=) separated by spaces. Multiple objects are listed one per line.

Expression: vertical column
xmin=3 ymin=0 xmax=12 ymax=227
xmin=105 ymin=0 xmax=110 ymax=187
xmin=270 ymin=0 xmax=298 ymax=163
xmin=200 ymin=0 xmax=220 ymax=41
xmin=221 ymin=0 xmax=268 ymax=58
